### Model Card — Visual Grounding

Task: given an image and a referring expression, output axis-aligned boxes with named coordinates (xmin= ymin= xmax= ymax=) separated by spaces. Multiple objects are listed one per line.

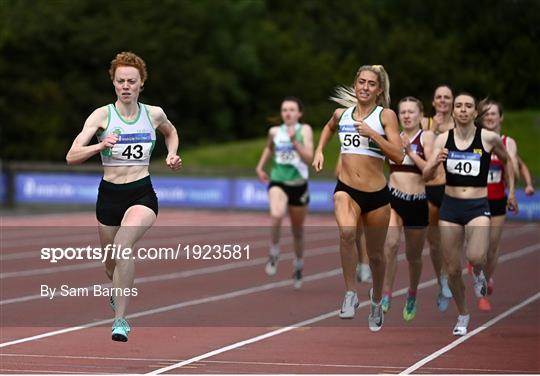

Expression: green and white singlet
xmin=97 ymin=103 xmax=156 ymax=166
xmin=270 ymin=123 xmax=308 ymax=183
xmin=338 ymin=105 xmax=386 ymax=159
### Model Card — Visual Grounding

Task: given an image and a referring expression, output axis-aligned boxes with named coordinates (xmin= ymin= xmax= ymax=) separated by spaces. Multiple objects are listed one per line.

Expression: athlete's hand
xmin=436 ymin=148 xmax=449 ymax=164
xmin=525 ymin=184 xmax=535 ymax=196
xmin=287 ymin=126 xmax=296 ymax=143
xmin=507 ymin=195 xmax=519 ymax=215
xmin=100 ymin=134 xmax=118 ymax=150
xmin=401 ymin=134 xmax=411 ymax=154
xmin=166 ymin=154 xmax=182 ymax=170
xmin=256 ymin=168 xmax=269 ymax=183
xmin=312 ymin=151 xmax=324 ymax=173
xmin=354 ymin=121 xmax=375 ymax=138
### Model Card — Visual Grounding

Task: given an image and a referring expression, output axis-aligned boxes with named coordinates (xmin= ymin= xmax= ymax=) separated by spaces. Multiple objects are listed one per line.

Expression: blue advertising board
xmin=9 ymin=172 xmax=540 ymax=220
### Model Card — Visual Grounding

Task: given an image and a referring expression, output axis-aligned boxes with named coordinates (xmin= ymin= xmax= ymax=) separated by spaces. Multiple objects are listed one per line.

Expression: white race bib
xmin=338 ymin=124 xmax=370 ymax=152
xmin=275 ymin=144 xmax=300 ymax=165
xmin=111 ymin=133 xmax=153 ymax=161
xmin=446 ymin=151 xmax=481 ymax=176
xmin=488 ymin=166 xmax=502 ymax=184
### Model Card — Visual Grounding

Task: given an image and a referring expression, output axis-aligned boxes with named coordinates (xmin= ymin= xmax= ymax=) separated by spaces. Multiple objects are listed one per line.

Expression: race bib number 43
xmin=446 ymin=151 xmax=481 ymax=176
xmin=111 ymin=133 xmax=153 ymax=160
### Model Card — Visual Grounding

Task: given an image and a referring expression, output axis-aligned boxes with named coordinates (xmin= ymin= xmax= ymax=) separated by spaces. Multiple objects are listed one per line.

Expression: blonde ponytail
xmin=330 ymin=65 xmax=391 ymax=108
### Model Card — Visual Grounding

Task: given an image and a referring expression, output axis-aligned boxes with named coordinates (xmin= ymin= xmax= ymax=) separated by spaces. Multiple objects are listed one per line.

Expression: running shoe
xmin=477 ymin=297 xmax=492 ymax=312
xmin=368 ymin=289 xmax=384 ymax=332
xmin=356 ymin=263 xmax=372 ymax=283
xmin=403 ymin=295 xmax=417 ymax=321
xmin=487 ymin=277 xmax=494 ymax=296
xmin=437 ymin=291 xmax=451 ymax=312
xmin=381 ymin=294 xmax=391 ymax=313
xmin=109 ymin=296 xmax=116 ymax=312
xmin=292 ymin=268 xmax=303 ymax=289
xmin=452 ymin=314 xmax=470 ymax=336
xmin=473 ymin=271 xmax=487 ymax=298
xmin=111 ymin=318 xmax=131 ymax=342
xmin=437 ymin=275 xmax=452 ymax=312
xmin=339 ymin=290 xmax=359 ymax=319
xmin=440 ymin=275 xmax=453 ymax=298
xmin=264 ymin=255 xmax=279 ymax=276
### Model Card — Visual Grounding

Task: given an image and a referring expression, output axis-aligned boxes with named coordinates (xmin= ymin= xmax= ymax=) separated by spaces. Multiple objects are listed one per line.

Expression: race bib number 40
xmin=446 ymin=151 xmax=481 ymax=176
xmin=111 ymin=133 xmax=153 ymax=160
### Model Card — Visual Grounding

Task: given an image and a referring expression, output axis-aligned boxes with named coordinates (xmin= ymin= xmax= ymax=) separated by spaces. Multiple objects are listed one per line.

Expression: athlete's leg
xmin=382 ymin=209 xmax=402 ymax=297
xmin=288 ymin=204 xmax=307 ymax=262
xmin=98 ymin=224 xmax=120 ymax=281
xmin=404 ymin=226 xmax=427 ymax=292
xmin=484 ymin=214 xmax=505 ymax=282
xmin=440 ymin=220 xmax=467 ymax=315
xmin=427 ymin=202 xmax=443 ymax=280
xmin=362 ymin=204 xmax=391 ymax=303
xmin=334 ymin=192 xmax=361 ymax=291
xmin=112 ymin=205 xmax=156 ymax=319
xmin=268 ymin=186 xmax=288 ymax=248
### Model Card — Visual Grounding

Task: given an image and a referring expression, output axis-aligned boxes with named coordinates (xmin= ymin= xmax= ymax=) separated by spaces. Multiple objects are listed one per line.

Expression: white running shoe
xmin=265 ymin=255 xmax=279 ymax=276
xmin=292 ymin=268 xmax=303 ymax=289
xmin=356 ymin=263 xmax=372 ymax=283
xmin=473 ymin=271 xmax=487 ymax=298
xmin=452 ymin=314 xmax=470 ymax=336
xmin=368 ymin=288 xmax=384 ymax=332
xmin=339 ymin=291 xmax=359 ymax=319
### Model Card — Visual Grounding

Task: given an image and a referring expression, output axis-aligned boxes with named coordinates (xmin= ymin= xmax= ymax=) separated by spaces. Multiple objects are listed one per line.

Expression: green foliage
xmin=1 ymin=0 xmax=539 ymax=162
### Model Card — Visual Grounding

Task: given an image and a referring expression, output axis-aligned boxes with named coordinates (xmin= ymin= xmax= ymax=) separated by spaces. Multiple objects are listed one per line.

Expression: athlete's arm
xmin=151 ymin=106 xmax=181 ymax=171
xmin=505 ymin=137 xmax=520 ymax=180
xmin=407 ymin=130 xmax=435 ymax=171
xmin=518 ymin=156 xmax=535 ymax=195
xmin=357 ymin=108 xmax=404 ymax=164
xmin=423 ymin=132 xmax=448 ymax=181
xmin=255 ymin=128 xmax=275 ymax=183
xmin=312 ymin=108 xmax=342 ymax=173
xmin=291 ymin=124 xmax=314 ymax=164
xmin=485 ymin=130 xmax=517 ymax=213
xmin=66 ymin=107 xmax=112 ymax=165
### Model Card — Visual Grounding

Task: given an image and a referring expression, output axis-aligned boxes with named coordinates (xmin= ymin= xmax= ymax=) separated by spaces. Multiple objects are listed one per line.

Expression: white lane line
xmin=0 ymin=243 xmax=337 ymax=305
xmin=399 ymin=291 xmax=540 ymax=375
xmin=0 ymin=229 xmax=333 ymax=277
xmin=144 ymin=243 xmax=540 ymax=375
xmin=0 ymin=354 xmax=532 ymax=373
xmin=1 ymin=241 xmax=537 ymax=357
xmin=0 ymin=268 xmax=340 ymax=349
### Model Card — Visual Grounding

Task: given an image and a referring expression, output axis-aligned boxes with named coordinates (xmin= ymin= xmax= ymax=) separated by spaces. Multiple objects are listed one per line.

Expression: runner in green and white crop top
xmin=97 ymin=103 xmax=156 ymax=166
xmin=270 ymin=123 xmax=309 ymax=183
xmin=338 ymin=105 xmax=386 ymax=159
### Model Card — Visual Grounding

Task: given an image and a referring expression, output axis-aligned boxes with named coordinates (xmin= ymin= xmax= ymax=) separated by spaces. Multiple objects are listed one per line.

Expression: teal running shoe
xmin=111 ymin=318 xmax=131 ymax=342
xmin=381 ymin=294 xmax=391 ymax=313
xmin=403 ymin=296 xmax=417 ymax=321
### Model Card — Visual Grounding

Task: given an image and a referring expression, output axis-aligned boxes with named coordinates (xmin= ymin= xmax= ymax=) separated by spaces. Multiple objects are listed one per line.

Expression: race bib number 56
xmin=446 ymin=151 xmax=481 ymax=176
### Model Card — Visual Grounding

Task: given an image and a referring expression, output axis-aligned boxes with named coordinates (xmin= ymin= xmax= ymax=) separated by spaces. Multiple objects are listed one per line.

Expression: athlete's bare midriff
xmin=338 ymin=154 xmax=386 ymax=192
xmin=445 ymin=185 xmax=487 ymax=199
xmin=389 ymin=171 xmax=425 ymax=195
xmin=103 ymin=165 xmax=150 ymax=184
